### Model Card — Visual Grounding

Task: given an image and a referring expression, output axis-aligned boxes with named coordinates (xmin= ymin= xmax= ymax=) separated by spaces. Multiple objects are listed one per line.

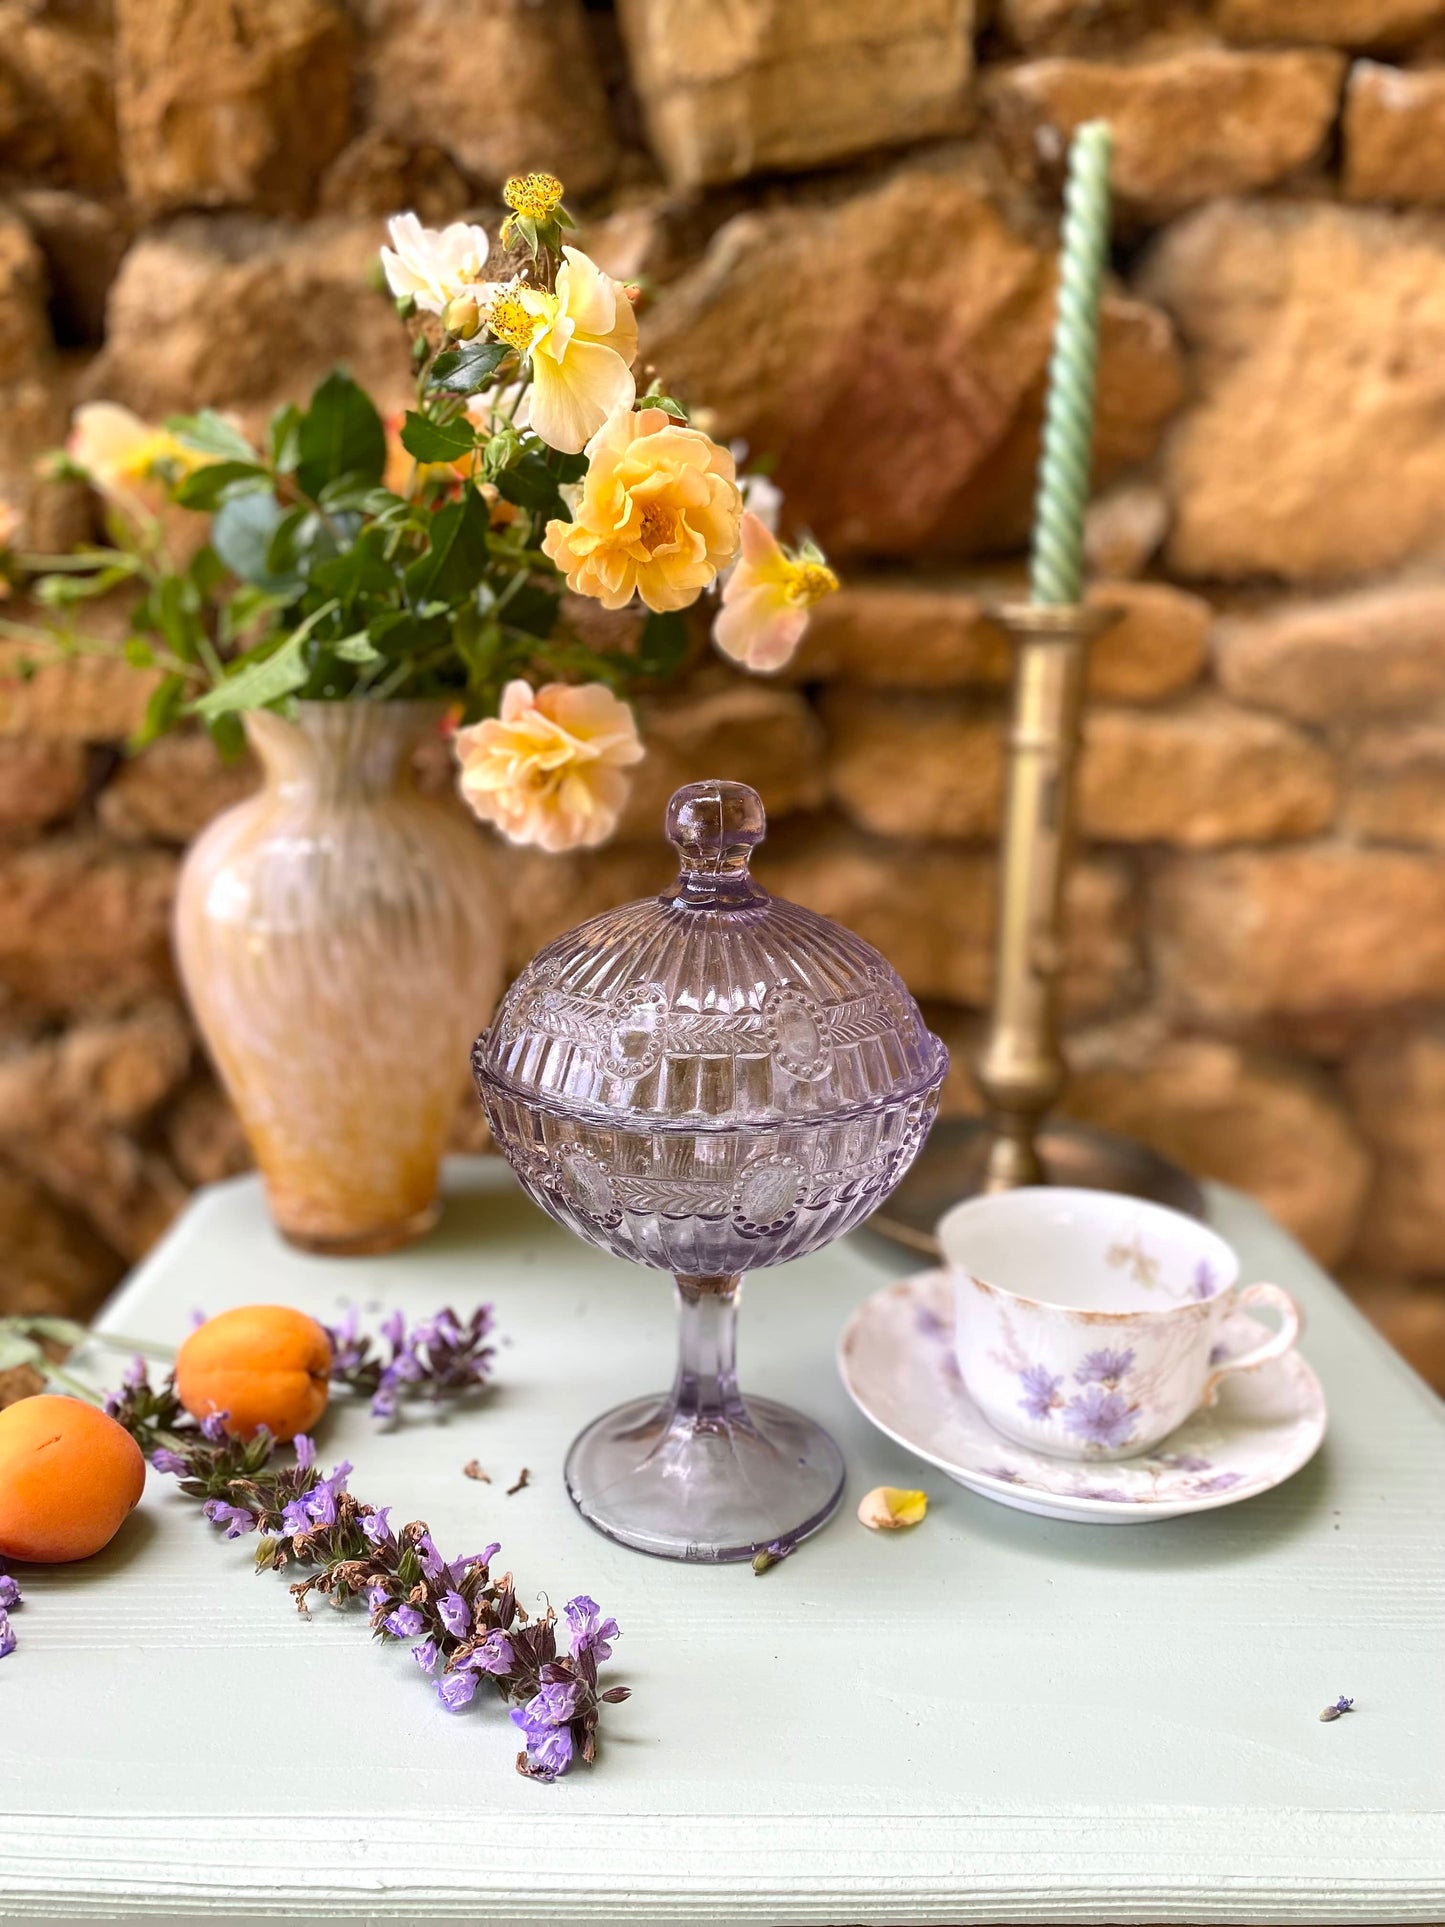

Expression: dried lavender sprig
xmin=0 ymin=1565 xmax=20 ymax=1659
xmin=323 ymin=1304 xmax=497 ymax=1424
xmin=104 ymin=1367 xmax=626 ymax=1780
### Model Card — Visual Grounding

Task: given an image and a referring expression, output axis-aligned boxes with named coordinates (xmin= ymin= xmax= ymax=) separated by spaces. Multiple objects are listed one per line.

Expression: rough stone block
xmin=91 ymin=216 xmax=409 ymax=416
xmin=1345 ymin=60 xmax=1445 ymax=205
xmin=644 ymin=167 xmax=1181 ymax=560
xmin=616 ymin=0 xmax=973 ymax=188
xmin=759 ymin=822 xmax=1140 ymax=1017
xmin=989 ymin=48 xmax=1343 ymax=216
xmin=0 ymin=739 xmax=88 ymax=837
xmin=1063 ymin=1024 xmax=1371 ymax=1264
xmin=1214 ymin=584 xmax=1445 ymax=724
xmin=356 ymin=0 xmax=617 ymax=197
xmin=116 ymin=0 xmax=354 ymax=217
xmin=1216 ymin=0 xmax=1445 ymax=48
xmin=1346 ymin=1023 xmax=1445 ymax=1272
xmin=0 ymin=0 xmax=118 ymax=194
xmin=0 ymin=837 xmax=179 ymax=1014
xmin=1155 ymin=846 xmax=1445 ymax=1022
xmin=98 ymin=733 xmax=260 ymax=844
xmin=1345 ymin=724 xmax=1445 ymax=847
xmin=1079 ymin=697 xmax=1337 ymax=846
xmin=1140 ymin=200 xmax=1445 ymax=581
xmin=619 ymin=682 xmax=825 ymax=839
xmin=822 ymin=689 xmax=1003 ymax=840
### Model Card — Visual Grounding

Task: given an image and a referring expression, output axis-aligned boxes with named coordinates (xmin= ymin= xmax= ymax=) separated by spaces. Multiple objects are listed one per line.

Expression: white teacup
xmin=937 ymin=1187 xmax=1303 ymax=1461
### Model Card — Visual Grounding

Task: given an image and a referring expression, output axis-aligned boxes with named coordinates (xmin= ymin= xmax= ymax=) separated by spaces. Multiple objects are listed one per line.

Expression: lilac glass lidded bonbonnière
xmin=474 ymin=779 xmax=947 ymax=1562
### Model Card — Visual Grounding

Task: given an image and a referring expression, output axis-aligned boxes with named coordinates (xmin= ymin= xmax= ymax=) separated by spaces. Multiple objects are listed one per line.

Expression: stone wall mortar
xmin=1 ymin=0 xmax=1442 ymax=1386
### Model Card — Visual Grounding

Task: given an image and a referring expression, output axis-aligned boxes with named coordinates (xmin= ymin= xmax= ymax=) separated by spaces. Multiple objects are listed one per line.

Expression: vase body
xmin=175 ymin=702 xmax=505 ymax=1254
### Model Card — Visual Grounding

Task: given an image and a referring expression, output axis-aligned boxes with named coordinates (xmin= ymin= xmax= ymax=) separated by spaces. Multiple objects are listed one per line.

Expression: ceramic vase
xmin=175 ymin=701 xmax=505 ymax=1254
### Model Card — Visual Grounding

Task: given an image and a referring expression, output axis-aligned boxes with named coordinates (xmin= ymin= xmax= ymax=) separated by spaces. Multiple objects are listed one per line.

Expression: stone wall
xmin=2 ymin=0 xmax=1445 ymax=1390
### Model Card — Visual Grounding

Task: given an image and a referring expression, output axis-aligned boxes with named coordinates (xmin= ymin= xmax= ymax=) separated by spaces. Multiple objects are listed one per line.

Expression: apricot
xmin=176 ymin=1304 xmax=331 ymax=1441
xmin=0 ymin=1395 xmax=147 ymax=1563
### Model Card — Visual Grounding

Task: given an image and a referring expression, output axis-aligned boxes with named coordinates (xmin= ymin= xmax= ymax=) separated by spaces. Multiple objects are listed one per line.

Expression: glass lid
xmin=475 ymin=780 xmax=948 ymax=1129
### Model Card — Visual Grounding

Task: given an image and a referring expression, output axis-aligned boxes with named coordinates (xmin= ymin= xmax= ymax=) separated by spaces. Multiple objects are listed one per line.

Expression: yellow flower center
xmin=488 ymin=289 xmax=538 ymax=353
xmin=786 ymin=559 xmax=838 ymax=607
xmin=503 ymin=173 xmax=565 ymax=219
xmin=639 ymin=502 xmax=675 ymax=552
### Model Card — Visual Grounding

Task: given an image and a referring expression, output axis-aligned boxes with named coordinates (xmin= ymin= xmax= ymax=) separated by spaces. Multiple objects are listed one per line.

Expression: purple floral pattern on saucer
xmin=840 ymin=1271 xmax=1327 ymax=1525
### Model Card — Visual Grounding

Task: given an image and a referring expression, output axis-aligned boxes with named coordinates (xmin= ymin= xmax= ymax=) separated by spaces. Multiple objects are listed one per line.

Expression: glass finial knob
xmin=665 ymin=780 xmax=767 ymax=898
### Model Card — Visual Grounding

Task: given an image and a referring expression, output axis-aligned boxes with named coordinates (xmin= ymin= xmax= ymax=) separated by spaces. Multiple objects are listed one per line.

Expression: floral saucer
xmin=838 ymin=1270 xmax=1327 ymax=1524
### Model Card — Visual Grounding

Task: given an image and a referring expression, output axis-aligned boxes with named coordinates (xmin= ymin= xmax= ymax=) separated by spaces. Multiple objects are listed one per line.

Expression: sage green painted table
xmin=3 ymin=1158 xmax=1443 ymax=1924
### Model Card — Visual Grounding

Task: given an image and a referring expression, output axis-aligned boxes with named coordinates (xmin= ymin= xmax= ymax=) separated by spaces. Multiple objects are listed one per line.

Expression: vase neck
xmin=243 ymin=702 xmax=444 ymax=802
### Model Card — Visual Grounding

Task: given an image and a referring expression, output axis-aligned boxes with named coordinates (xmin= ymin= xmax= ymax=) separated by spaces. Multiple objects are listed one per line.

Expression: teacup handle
xmin=1202 ymin=1282 xmax=1303 ymax=1401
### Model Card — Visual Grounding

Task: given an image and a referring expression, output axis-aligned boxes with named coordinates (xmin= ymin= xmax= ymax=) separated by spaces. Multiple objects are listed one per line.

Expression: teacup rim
xmin=935 ymin=1185 xmax=1241 ymax=1322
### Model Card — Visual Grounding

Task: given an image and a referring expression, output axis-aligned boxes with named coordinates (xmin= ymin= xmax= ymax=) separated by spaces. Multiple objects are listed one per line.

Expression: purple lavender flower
xmin=465 ymin=1630 xmax=516 ymax=1675
xmin=151 ymin=1447 xmax=188 ymax=1475
xmin=438 ymin=1590 xmax=471 ymax=1640
xmin=1062 ymin=1384 xmax=1137 ymax=1451
xmin=0 ymin=1611 xmax=14 ymax=1660
xmin=366 ymin=1582 xmax=391 ymax=1613
xmin=1074 ymin=1347 xmax=1135 ymax=1386
xmin=437 ymin=1670 xmax=477 ymax=1711
xmin=565 ymin=1595 xmax=619 ymax=1662
xmin=202 ymin=1499 xmax=256 ymax=1539
xmin=1017 ymin=1363 xmax=1064 ymax=1422
xmin=511 ymin=1703 xmax=575 ymax=1780
xmin=538 ymin=1678 xmax=585 ymax=1723
xmin=123 ymin=1354 xmax=146 ymax=1390
xmin=294 ymin=1434 xmax=316 ymax=1470
xmin=384 ymin=1604 xmax=426 ymax=1639
xmin=360 ymin=1506 xmax=393 ymax=1546
xmin=415 ymin=1532 xmax=444 ymax=1581
xmin=0 ymin=1574 xmax=19 ymax=1611
xmin=411 ymin=1639 xmax=440 ymax=1675
xmin=199 ymin=1412 xmax=229 ymax=1443
xmin=370 ymin=1388 xmax=398 ymax=1422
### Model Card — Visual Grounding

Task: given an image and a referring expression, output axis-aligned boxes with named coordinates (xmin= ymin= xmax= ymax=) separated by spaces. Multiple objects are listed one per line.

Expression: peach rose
xmin=454 ymin=678 xmax=644 ymax=852
xmin=712 ymin=512 xmax=838 ymax=674
xmin=542 ymin=407 xmax=742 ymax=614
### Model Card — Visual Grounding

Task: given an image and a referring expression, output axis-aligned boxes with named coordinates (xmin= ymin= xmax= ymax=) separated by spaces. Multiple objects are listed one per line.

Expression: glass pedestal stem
xmin=671 ymin=1274 xmax=745 ymax=1430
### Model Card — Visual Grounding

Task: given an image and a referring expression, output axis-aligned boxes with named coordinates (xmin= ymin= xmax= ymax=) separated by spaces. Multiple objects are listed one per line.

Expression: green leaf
xmin=399 ymin=411 xmax=476 ymax=464
xmin=130 ymin=672 xmax=188 ymax=748
xmin=212 ymin=492 xmax=301 ymax=593
xmin=428 ymin=339 xmax=510 ymax=394
xmin=188 ymin=600 xmax=338 ymax=722
xmin=295 ymin=371 xmax=386 ymax=501
xmin=403 ymin=485 xmax=491 ymax=605
xmin=0 ymin=1332 xmax=42 ymax=1372
xmin=367 ymin=608 xmax=451 ymax=660
xmin=333 ymin=630 xmax=381 ymax=664
xmin=501 ymin=581 xmax=560 ymax=640
xmin=166 ymin=410 xmax=259 ymax=462
xmin=268 ymin=402 xmax=303 ymax=474
xmin=170 ymin=460 xmax=270 ymax=511
xmin=495 ymin=450 xmax=566 ymax=515
xmin=635 ymin=608 xmax=690 ymax=677
xmin=32 ymin=562 xmax=139 ymax=606
xmin=309 ymin=539 xmax=396 ymax=601
xmin=547 ymin=450 xmax=588 ymax=484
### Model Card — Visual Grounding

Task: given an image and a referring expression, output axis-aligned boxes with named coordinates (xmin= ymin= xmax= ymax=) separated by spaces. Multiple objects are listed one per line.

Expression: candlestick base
xmin=866 ymin=1116 xmax=1205 ymax=1257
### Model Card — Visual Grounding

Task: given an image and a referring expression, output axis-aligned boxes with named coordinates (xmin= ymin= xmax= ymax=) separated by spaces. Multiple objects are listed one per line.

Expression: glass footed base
xmin=564 ymin=1392 xmax=846 ymax=1563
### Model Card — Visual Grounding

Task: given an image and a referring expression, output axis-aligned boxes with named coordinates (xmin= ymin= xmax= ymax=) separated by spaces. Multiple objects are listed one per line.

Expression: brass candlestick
xmin=869 ymin=601 xmax=1204 ymax=1256
xmin=973 ymin=601 xmax=1115 ymax=1191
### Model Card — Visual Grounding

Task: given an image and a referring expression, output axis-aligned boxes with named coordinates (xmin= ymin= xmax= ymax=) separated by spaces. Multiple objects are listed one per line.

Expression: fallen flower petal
xmin=857 ymin=1486 xmax=929 ymax=1530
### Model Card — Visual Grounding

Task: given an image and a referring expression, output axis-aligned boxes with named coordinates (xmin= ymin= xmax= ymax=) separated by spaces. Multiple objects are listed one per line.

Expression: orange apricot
xmin=0 ymin=1394 xmax=147 ymax=1563
xmin=175 ymin=1304 xmax=331 ymax=1441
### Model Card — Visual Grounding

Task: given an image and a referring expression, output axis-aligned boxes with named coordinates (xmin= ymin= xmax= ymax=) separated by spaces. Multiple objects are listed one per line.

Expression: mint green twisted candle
xmin=1029 ymin=120 xmax=1114 ymax=607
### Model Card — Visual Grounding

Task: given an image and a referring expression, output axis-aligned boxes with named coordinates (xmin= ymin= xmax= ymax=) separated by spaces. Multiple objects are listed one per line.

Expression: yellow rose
xmin=453 ymin=678 xmax=644 ymax=853
xmin=713 ymin=511 xmax=838 ymax=674
xmin=68 ymin=402 xmax=211 ymax=509
xmin=486 ymin=248 xmax=637 ymax=455
xmin=542 ymin=407 xmax=743 ymax=614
